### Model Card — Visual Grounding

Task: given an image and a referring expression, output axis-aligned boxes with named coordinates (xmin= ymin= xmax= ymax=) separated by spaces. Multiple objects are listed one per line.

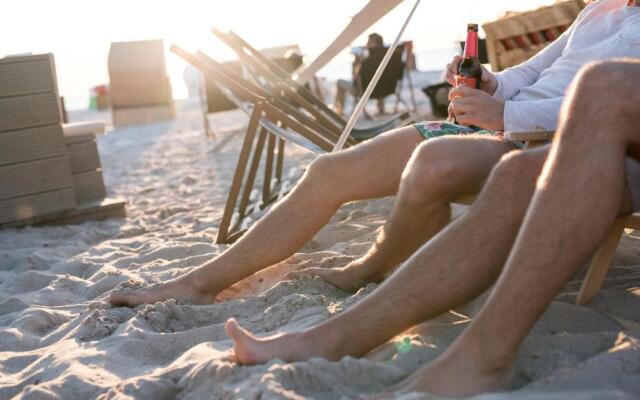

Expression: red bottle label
xmin=455 ymin=76 xmax=477 ymax=88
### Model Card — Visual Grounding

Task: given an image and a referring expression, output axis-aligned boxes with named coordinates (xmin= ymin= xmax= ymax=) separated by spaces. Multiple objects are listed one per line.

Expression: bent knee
xmin=492 ymin=149 xmax=546 ymax=186
xmin=303 ymin=154 xmax=339 ymax=191
xmin=571 ymin=61 xmax=640 ymax=116
xmin=400 ymin=140 xmax=468 ymax=203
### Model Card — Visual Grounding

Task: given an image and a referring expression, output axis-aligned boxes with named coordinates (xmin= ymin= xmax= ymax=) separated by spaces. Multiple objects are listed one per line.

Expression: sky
xmin=2 ymin=0 xmax=556 ymax=109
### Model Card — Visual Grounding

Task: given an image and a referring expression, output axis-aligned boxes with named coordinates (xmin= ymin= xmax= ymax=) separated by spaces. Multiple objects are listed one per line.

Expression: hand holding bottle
xmin=445 ymin=56 xmax=498 ymax=95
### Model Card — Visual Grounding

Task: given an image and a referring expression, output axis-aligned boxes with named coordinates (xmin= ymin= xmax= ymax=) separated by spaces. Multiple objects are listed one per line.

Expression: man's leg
xmin=383 ymin=61 xmax=640 ymax=398
xmin=225 ymin=146 xmax=549 ymax=364
xmin=110 ymin=126 xmax=422 ymax=306
xmin=290 ymin=134 xmax=514 ymax=291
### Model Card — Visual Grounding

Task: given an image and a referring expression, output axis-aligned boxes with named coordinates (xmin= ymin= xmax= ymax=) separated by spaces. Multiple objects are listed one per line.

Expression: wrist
xmin=482 ymin=77 xmax=498 ymax=96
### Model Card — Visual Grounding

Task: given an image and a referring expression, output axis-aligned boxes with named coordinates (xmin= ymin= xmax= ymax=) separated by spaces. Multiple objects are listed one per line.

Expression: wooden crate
xmin=72 ymin=170 xmax=107 ymax=204
xmin=0 ymin=54 xmax=58 ymax=98
xmin=0 ymin=92 xmax=62 ymax=132
xmin=64 ymin=131 xmax=109 ymax=205
xmin=0 ymin=157 xmax=73 ymax=200
xmin=0 ymin=53 xmax=76 ymax=225
xmin=0 ymin=125 xmax=67 ymax=166
xmin=0 ymin=188 xmax=76 ymax=225
xmin=482 ymin=0 xmax=586 ymax=72
xmin=66 ymin=134 xmax=102 ymax=174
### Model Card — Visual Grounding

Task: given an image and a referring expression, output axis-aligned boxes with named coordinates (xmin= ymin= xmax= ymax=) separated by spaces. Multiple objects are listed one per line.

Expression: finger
xmin=447 ymin=103 xmax=455 ymax=120
xmin=481 ymin=66 xmax=491 ymax=82
xmin=451 ymin=95 xmax=473 ymax=106
xmin=451 ymin=55 xmax=462 ymax=69
xmin=449 ymin=85 xmax=474 ymax=100
xmin=448 ymin=86 xmax=462 ymax=101
xmin=450 ymin=101 xmax=471 ymax=116
xmin=446 ymin=56 xmax=463 ymax=85
xmin=456 ymin=113 xmax=475 ymax=126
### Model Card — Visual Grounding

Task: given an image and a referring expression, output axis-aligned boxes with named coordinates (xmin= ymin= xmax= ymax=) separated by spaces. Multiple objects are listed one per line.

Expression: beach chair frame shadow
xmin=459 ymin=130 xmax=640 ymax=306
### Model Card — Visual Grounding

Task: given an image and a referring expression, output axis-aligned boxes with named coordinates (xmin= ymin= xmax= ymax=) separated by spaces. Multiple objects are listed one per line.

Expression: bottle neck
xmin=463 ymin=29 xmax=478 ymax=58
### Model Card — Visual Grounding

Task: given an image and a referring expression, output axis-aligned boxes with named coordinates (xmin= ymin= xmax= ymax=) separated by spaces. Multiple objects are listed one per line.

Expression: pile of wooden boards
xmin=482 ymin=0 xmax=586 ymax=72
xmin=0 ymin=53 xmax=77 ymax=224
xmin=108 ymin=39 xmax=174 ymax=127
xmin=0 ymin=53 xmax=126 ymax=228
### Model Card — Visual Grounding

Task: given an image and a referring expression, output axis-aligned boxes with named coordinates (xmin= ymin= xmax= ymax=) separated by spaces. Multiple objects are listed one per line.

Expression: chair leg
xmin=263 ymin=132 xmax=276 ymax=203
xmin=237 ymin=127 xmax=268 ymax=218
xmin=405 ymin=68 xmax=418 ymax=112
xmin=217 ymin=103 xmax=263 ymax=244
xmin=275 ymin=136 xmax=285 ymax=182
xmin=576 ymin=217 xmax=628 ymax=305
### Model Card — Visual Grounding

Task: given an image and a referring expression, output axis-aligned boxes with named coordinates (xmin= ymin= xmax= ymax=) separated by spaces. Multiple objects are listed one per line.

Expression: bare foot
xmin=285 ymin=258 xmax=385 ymax=292
xmin=375 ymin=346 xmax=513 ymax=399
xmin=225 ymin=318 xmax=338 ymax=365
xmin=109 ymin=274 xmax=214 ymax=307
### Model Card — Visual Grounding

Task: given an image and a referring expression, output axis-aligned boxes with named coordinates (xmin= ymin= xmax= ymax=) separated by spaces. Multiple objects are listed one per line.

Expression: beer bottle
xmin=456 ymin=24 xmax=482 ymax=89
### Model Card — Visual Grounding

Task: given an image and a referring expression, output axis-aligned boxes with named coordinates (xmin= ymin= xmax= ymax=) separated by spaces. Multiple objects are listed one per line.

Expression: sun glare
xmin=3 ymin=0 xmax=555 ymax=109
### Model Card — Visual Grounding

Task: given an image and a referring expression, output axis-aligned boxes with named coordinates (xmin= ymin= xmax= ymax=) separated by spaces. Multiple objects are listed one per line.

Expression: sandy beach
xmin=1 ymin=100 xmax=640 ymax=399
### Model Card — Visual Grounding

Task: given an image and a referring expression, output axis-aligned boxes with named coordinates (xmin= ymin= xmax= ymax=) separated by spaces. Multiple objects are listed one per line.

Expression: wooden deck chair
xmin=173 ymin=46 xmax=359 ymax=242
xmin=211 ymin=29 xmax=415 ymax=140
xmin=458 ymin=130 xmax=640 ymax=306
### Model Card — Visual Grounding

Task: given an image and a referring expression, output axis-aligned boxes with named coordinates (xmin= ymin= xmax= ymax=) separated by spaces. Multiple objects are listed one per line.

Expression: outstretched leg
xmin=110 ymin=126 xmax=422 ymax=306
xmin=385 ymin=60 xmax=640 ymax=398
xmin=289 ymin=135 xmax=514 ymax=291
xmin=226 ymin=146 xmax=549 ymax=364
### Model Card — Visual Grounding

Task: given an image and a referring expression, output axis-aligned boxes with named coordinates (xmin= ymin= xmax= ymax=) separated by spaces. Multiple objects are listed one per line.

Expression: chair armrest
xmin=504 ymin=131 xmax=555 ymax=142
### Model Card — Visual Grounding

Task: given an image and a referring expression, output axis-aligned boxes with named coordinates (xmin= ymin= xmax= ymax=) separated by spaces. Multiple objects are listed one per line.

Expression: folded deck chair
xmin=459 ymin=130 xmax=640 ymax=306
xmin=211 ymin=29 xmax=415 ymax=140
xmin=173 ymin=45 xmax=360 ymax=242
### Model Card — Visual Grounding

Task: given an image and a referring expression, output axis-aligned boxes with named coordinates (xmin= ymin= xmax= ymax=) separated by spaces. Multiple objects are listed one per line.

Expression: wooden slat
xmin=504 ymin=131 xmax=555 ymax=142
xmin=0 ymin=125 xmax=67 ymax=166
xmin=0 ymin=92 xmax=61 ymax=132
xmin=0 ymin=156 xmax=73 ymax=200
xmin=0 ymin=188 xmax=76 ymax=224
xmin=263 ymin=132 xmax=276 ymax=202
xmin=0 ymin=54 xmax=57 ymax=98
xmin=67 ymin=139 xmax=101 ymax=174
xmin=216 ymin=102 xmax=263 ymax=244
xmin=0 ymin=197 xmax=125 ymax=229
xmin=576 ymin=217 xmax=628 ymax=305
xmin=65 ymin=132 xmax=95 ymax=145
xmin=238 ymin=127 xmax=267 ymax=218
xmin=72 ymin=170 xmax=107 ymax=204
xmin=625 ymin=213 xmax=640 ymax=230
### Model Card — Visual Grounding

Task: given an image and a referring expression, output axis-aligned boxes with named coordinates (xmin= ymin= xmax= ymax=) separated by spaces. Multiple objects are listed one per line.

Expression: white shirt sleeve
xmin=504 ymin=97 xmax=564 ymax=132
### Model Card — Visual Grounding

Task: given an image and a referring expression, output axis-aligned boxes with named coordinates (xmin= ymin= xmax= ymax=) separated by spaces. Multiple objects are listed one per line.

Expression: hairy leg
xmin=386 ymin=60 xmax=640 ymax=399
xmin=110 ymin=126 xmax=422 ymax=306
xmin=226 ymin=146 xmax=549 ymax=364
xmin=290 ymin=135 xmax=514 ymax=291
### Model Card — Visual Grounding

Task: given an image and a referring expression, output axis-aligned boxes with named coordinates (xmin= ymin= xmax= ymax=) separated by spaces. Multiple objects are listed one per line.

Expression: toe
xmin=225 ymin=318 xmax=260 ymax=365
xmin=108 ymin=291 xmax=132 ymax=307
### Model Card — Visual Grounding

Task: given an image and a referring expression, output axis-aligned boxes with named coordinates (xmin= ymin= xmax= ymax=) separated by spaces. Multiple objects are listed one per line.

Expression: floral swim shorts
xmin=413 ymin=121 xmax=524 ymax=149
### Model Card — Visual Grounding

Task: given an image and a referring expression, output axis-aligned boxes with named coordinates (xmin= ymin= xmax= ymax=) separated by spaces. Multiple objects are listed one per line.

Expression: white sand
xmin=1 ymin=100 xmax=640 ymax=399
